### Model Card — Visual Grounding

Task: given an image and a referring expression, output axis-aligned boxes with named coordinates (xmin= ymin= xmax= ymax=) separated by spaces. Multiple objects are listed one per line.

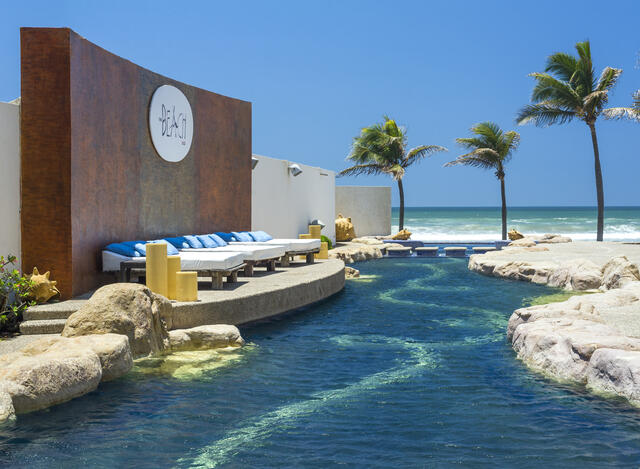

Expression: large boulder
xmin=601 ymin=256 xmax=640 ymax=290
xmin=345 ymin=266 xmax=360 ymax=279
xmin=169 ymin=325 xmax=244 ymax=352
xmin=0 ymin=343 xmax=102 ymax=414
xmin=0 ymin=389 xmax=15 ymax=424
xmin=508 ymin=237 xmax=537 ymax=247
xmin=586 ymin=348 xmax=640 ymax=405
xmin=535 ymin=233 xmax=572 ymax=244
xmin=62 ymin=283 xmax=171 ymax=358
xmin=64 ymin=334 xmax=133 ymax=381
xmin=0 ymin=334 xmax=133 ymax=415
xmin=547 ymin=259 xmax=602 ymax=290
xmin=511 ymin=317 xmax=640 ymax=383
xmin=329 ymin=244 xmax=383 ymax=264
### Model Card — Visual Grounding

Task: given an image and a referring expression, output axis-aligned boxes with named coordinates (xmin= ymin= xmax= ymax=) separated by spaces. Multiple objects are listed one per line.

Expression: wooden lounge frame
xmin=279 ymin=249 xmax=320 ymax=267
xmin=119 ymin=260 xmax=245 ymax=290
xmin=243 ymin=257 xmax=279 ymax=277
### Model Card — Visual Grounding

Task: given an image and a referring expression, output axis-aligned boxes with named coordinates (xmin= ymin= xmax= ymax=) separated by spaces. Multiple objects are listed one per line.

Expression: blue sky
xmin=1 ymin=0 xmax=638 ymax=207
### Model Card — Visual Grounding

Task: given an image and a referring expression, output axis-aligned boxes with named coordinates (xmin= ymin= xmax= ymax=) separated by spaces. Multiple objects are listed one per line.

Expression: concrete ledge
xmin=168 ymin=259 xmax=345 ymax=329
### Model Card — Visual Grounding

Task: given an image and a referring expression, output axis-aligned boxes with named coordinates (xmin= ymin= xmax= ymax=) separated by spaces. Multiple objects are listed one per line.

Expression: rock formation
xmin=330 ymin=243 xmax=384 ymax=264
xmin=0 ymin=390 xmax=15 ymax=424
xmin=26 ymin=267 xmax=60 ymax=303
xmin=508 ymin=237 xmax=537 ymax=247
xmin=169 ymin=325 xmax=244 ymax=352
xmin=534 ymin=233 xmax=572 ymax=244
xmin=62 ymin=283 xmax=171 ymax=358
xmin=0 ymin=333 xmax=132 ymax=417
xmin=508 ymin=229 xmax=524 ymax=240
xmin=345 ymin=266 xmax=360 ymax=279
xmin=335 ymin=214 xmax=356 ymax=242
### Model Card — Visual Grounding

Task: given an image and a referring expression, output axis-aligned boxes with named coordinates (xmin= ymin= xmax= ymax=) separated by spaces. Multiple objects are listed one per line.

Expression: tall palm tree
xmin=516 ymin=40 xmax=622 ymax=241
xmin=338 ymin=116 xmax=447 ymax=231
xmin=604 ymin=90 xmax=640 ymax=121
xmin=445 ymin=122 xmax=520 ymax=240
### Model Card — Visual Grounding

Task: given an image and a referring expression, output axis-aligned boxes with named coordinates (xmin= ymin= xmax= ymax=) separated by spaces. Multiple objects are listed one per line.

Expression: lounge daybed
xmin=102 ymin=249 xmax=245 ymax=290
xmin=180 ymin=244 xmax=285 ymax=276
xmin=217 ymin=231 xmax=321 ymax=266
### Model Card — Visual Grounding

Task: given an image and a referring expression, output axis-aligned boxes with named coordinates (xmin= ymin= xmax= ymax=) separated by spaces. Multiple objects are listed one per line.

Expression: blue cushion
xmin=249 ymin=231 xmax=273 ymax=242
xmin=215 ymin=232 xmax=236 ymax=242
xmin=184 ymin=235 xmax=204 ymax=249
xmin=165 ymin=236 xmax=190 ymax=249
xmin=208 ymin=233 xmax=227 ymax=247
xmin=232 ymin=231 xmax=254 ymax=242
xmin=105 ymin=242 xmax=140 ymax=257
xmin=196 ymin=235 xmax=218 ymax=249
xmin=134 ymin=240 xmax=179 ymax=256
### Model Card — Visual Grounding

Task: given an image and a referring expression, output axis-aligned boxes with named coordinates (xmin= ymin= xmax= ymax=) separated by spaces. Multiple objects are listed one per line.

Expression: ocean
xmin=391 ymin=206 xmax=640 ymax=242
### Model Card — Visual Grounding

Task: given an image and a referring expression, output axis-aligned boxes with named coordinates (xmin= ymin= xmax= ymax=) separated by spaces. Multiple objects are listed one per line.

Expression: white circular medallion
xmin=149 ymin=85 xmax=194 ymax=162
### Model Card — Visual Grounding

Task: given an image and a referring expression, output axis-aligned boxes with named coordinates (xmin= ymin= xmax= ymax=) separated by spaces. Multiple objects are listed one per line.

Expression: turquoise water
xmin=3 ymin=259 xmax=640 ymax=467
xmin=392 ymin=206 xmax=640 ymax=241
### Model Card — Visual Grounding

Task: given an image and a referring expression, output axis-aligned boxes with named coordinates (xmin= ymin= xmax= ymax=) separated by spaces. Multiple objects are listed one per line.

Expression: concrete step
xmin=23 ymin=308 xmax=75 ymax=321
xmin=19 ymin=319 xmax=66 ymax=335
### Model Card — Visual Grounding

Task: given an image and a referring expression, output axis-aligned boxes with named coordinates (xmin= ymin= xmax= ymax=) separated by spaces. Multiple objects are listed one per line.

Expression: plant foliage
xmin=0 ymin=255 xmax=34 ymax=333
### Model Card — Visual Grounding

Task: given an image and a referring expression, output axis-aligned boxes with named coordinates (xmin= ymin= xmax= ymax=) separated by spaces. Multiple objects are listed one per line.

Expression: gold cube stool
xmin=315 ymin=241 xmax=329 ymax=259
xmin=175 ymin=271 xmax=198 ymax=302
xmin=308 ymin=224 xmax=322 ymax=239
xmin=146 ymin=243 xmax=168 ymax=298
xmin=167 ymin=255 xmax=181 ymax=300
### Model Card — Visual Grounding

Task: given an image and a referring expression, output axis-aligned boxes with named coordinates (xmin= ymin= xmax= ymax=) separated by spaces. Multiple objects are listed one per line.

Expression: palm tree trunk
xmin=500 ymin=177 xmax=507 ymax=240
xmin=588 ymin=123 xmax=604 ymax=242
xmin=397 ymin=178 xmax=405 ymax=231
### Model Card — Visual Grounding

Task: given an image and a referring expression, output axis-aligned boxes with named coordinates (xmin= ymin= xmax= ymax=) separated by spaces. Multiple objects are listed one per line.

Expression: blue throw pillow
xmin=105 ymin=242 xmax=140 ymax=257
xmin=232 ymin=231 xmax=254 ymax=242
xmin=249 ymin=231 xmax=273 ymax=242
xmin=184 ymin=235 xmax=204 ymax=249
xmin=165 ymin=236 xmax=190 ymax=249
xmin=208 ymin=233 xmax=227 ymax=246
xmin=134 ymin=240 xmax=179 ymax=256
xmin=196 ymin=235 xmax=218 ymax=249
xmin=215 ymin=232 xmax=236 ymax=242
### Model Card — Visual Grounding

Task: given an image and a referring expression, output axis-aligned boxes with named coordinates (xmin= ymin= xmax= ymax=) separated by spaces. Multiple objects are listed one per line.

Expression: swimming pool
xmin=2 ymin=258 xmax=640 ymax=467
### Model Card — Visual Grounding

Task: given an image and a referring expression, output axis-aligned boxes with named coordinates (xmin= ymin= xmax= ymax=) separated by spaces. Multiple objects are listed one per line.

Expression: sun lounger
xmin=180 ymin=244 xmax=285 ymax=276
xmin=102 ymin=250 xmax=245 ymax=290
xmin=229 ymin=239 xmax=320 ymax=266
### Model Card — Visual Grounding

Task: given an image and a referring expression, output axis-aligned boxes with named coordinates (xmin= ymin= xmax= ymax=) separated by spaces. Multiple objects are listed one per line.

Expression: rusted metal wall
xmin=21 ymin=28 xmax=252 ymax=298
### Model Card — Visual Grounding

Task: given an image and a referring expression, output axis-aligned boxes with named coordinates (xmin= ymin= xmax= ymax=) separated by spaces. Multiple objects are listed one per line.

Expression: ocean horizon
xmin=391 ymin=206 xmax=640 ymax=242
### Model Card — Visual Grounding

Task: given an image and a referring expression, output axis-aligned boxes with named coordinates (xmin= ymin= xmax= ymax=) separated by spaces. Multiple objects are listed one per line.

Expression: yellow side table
xmin=308 ymin=224 xmax=322 ymax=239
xmin=315 ymin=241 xmax=329 ymax=259
xmin=167 ymin=255 xmax=181 ymax=300
xmin=146 ymin=243 xmax=168 ymax=298
xmin=175 ymin=271 xmax=198 ymax=302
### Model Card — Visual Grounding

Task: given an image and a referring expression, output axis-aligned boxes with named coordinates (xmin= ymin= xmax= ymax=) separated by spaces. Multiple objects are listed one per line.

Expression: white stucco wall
xmin=252 ymin=154 xmax=336 ymax=242
xmin=0 ymin=101 xmax=20 ymax=266
xmin=335 ymin=186 xmax=391 ymax=237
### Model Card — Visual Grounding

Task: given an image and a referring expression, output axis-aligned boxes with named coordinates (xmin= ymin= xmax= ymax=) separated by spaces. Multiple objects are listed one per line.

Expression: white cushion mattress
xmin=180 ymin=244 xmax=285 ymax=261
xmin=102 ymin=250 xmax=244 ymax=272
xmin=229 ymin=238 xmax=321 ymax=253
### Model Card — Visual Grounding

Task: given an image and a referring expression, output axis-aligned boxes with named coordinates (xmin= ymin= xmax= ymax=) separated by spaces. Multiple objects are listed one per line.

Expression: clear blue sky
xmin=1 ymin=0 xmax=638 ymax=207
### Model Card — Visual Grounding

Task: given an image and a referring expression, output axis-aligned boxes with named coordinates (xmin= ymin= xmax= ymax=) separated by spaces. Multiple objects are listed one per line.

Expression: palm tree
xmin=338 ymin=116 xmax=447 ymax=231
xmin=604 ymin=90 xmax=640 ymax=121
xmin=516 ymin=40 xmax=622 ymax=241
xmin=445 ymin=122 xmax=520 ymax=240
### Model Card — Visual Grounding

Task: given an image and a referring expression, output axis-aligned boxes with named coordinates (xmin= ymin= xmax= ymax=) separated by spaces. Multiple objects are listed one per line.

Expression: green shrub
xmin=321 ymin=235 xmax=333 ymax=250
xmin=0 ymin=255 xmax=34 ymax=333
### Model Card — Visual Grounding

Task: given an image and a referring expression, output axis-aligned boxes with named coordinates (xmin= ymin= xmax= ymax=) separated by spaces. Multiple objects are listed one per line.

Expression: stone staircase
xmin=20 ymin=299 xmax=87 ymax=335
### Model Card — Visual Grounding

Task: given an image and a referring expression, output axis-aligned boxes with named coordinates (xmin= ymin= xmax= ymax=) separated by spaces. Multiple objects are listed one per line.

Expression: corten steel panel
xmin=20 ymin=28 xmax=73 ymax=296
xmin=21 ymin=28 xmax=252 ymax=299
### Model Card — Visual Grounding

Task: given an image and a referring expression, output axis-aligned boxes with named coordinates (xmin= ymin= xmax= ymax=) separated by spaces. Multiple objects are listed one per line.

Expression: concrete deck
xmin=20 ymin=259 xmax=345 ymax=335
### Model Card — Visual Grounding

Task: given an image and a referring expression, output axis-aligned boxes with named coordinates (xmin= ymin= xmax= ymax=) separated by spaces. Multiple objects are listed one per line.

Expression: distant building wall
xmin=252 ymin=155 xmax=335 ymax=242
xmin=0 ymin=101 xmax=20 ymax=266
xmin=335 ymin=186 xmax=391 ymax=237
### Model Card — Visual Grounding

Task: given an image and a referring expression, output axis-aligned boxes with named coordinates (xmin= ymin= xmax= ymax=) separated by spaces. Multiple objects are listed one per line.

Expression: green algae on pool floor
xmin=2 ymin=257 xmax=640 ymax=468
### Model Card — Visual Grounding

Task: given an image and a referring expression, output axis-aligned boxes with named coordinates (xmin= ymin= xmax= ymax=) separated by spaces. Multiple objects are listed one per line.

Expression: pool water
xmin=3 ymin=258 xmax=640 ymax=467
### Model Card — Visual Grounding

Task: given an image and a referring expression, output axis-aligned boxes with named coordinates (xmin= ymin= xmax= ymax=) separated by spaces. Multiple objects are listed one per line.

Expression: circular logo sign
xmin=149 ymin=85 xmax=193 ymax=162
